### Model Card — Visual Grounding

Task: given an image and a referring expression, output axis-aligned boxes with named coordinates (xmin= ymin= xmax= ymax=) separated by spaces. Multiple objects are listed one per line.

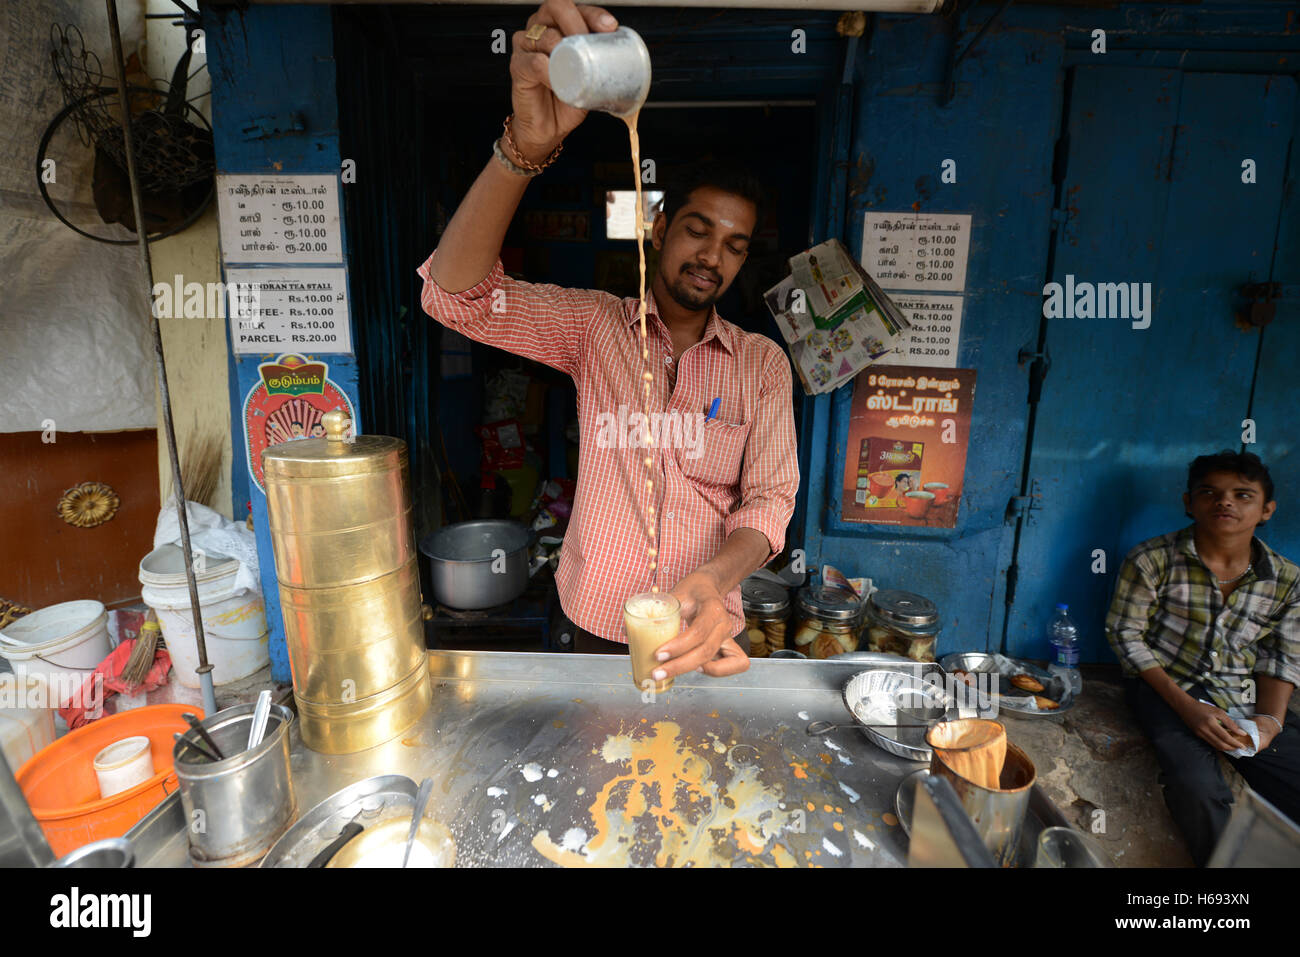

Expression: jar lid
xmin=263 ymin=411 xmax=406 ymax=479
xmin=868 ymin=589 xmax=939 ymax=629
xmin=797 ymin=585 xmax=863 ymax=621
xmin=741 ymin=578 xmax=789 ymax=614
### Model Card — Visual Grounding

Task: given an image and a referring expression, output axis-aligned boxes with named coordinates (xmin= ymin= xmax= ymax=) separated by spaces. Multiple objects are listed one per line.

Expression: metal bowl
xmin=843 ymin=669 xmax=954 ymax=761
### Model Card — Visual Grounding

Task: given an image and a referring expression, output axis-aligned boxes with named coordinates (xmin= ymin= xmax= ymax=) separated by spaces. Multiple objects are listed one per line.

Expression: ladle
xmin=403 ymin=777 xmax=434 ymax=869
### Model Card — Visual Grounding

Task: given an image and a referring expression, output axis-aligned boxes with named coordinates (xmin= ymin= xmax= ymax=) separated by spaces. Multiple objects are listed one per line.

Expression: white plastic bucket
xmin=0 ymin=601 xmax=111 ymax=686
xmin=139 ymin=545 xmax=269 ymax=688
xmin=0 ymin=674 xmax=57 ymax=772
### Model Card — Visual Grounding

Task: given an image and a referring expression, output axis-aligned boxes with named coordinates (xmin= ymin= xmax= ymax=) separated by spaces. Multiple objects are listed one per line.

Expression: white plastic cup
xmin=93 ymin=735 xmax=154 ymax=799
xmin=549 ymin=26 xmax=651 ymax=117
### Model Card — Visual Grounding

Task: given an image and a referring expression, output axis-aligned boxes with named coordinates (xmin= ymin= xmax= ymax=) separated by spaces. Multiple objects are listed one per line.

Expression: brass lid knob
xmin=322 ymin=410 xmax=350 ymax=443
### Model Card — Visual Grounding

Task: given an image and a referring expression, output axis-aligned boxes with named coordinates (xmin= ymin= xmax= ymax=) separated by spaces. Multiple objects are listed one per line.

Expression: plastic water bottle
xmin=1047 ymin=603 xmax=1083 ymax=696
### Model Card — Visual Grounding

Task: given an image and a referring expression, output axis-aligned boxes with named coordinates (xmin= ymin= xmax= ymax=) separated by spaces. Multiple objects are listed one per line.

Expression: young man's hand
xmin=509 ymin=0 xmax=619 ymax=164
xmin=653 ymin=571 xmax=750 ymax=679
xmin=1177 ymin=698 xmax=1252 ymax=752
xmin=1256 ymin=722 xmax=1280 ymax=751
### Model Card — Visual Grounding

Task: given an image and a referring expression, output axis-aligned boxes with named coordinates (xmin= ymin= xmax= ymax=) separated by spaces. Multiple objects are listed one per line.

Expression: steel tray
xmin=939 ymin=652 xmax=1075 ymax=718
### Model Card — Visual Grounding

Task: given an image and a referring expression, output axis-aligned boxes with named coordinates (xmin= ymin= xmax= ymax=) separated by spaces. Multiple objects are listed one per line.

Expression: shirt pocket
xmin=1226 ymin=599 xmax=1274 ymax=656
xmin=679 ymin=418 xmax=750 ymax=487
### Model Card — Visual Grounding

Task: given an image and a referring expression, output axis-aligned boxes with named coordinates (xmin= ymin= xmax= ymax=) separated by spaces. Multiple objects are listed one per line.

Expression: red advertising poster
xmin=242 ymin=354 xmax=355 ymax=493
xmin=841 ymin=366 xmax=977 ymax=528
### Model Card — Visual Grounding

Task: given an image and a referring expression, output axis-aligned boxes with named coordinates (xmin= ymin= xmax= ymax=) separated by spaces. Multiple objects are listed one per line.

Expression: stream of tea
xmin=625 ymin=109 xmax=659 ymax=594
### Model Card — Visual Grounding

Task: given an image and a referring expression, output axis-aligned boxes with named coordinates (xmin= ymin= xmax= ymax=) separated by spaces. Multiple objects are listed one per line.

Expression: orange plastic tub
xmin=17 ymin=703 xmax=200 ymax=857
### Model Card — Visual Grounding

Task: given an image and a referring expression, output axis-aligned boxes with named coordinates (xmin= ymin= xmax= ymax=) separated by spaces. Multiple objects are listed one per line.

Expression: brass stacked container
xmin=262 ymin=411 xmax=431 ymax=753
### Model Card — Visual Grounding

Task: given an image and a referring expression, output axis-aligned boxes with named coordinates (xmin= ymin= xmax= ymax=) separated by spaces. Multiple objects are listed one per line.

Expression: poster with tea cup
xmin=841 ymin=365 xmax=976 ymax=528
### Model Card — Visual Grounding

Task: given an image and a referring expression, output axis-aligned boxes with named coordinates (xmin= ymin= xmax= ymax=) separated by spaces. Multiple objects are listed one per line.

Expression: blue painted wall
xmin=206 ymin=3 xmax=360 ymax=683
xmin=804 ymin=13 xmax=1063 ymax=659
xmin=1006 ymin=68 xmax=1297 ymax=660
xmin=800 ymin=4 xmax=1300 ymax=662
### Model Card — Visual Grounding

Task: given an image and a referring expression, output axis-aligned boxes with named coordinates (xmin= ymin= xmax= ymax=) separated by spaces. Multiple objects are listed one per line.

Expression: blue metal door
xmin=1245 ymin=77 xmax=1300 ymax=574
xmin=1006 ymin=68 xmax=1297 ymax=661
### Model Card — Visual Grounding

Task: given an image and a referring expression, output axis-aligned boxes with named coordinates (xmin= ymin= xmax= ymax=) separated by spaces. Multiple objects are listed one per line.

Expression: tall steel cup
xmin=927 ymin=738 xmax=1036 ymax=867
xmin=549 ymin=26 xmax=651 ymax=117
xmin=173 ymin=703 xmax=296 ymax=868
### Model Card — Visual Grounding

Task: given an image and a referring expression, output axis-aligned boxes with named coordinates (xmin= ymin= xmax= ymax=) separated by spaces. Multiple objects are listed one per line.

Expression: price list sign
xmin=888 ymin=294 xmax=963 ymax=368
xmin=217 ymin=174 xmax=343 ymax=265
xmin=861 ymin=212 xmax=971 ymax=294
xmin=224 ymin=267 xmax=352 ymax=355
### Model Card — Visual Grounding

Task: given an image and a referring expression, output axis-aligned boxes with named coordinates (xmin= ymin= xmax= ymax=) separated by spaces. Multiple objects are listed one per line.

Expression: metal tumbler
xmin=928 ymin=740 xmax=1036 ymax=867
xmin=549 ymin=26 xmax=651 ymax=117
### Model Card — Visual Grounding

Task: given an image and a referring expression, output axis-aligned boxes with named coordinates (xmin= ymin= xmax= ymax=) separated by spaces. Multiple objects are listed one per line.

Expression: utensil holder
xmin=173 ymin=702 xmax=295 ymax=868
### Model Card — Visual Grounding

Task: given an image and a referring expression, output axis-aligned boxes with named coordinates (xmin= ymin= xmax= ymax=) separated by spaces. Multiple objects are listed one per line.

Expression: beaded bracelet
xmin=493 ymin=138 xmax=541 ymax=178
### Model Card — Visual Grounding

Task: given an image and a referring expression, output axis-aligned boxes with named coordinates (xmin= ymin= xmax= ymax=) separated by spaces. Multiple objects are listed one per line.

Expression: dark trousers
xmin=1125 ymin=678 xmax=1300 ymax=866
xmin=573 ymin=626 xmax=749 ymax=656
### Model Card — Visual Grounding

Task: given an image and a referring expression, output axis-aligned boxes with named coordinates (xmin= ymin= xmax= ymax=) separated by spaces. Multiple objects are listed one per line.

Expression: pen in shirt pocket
xmin=705 ymin=397 xmax=721 ymax=422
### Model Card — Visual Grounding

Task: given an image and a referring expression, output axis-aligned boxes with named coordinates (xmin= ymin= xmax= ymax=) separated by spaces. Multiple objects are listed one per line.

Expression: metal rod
xmin=104 ymin=0 xmax=217 ymax=717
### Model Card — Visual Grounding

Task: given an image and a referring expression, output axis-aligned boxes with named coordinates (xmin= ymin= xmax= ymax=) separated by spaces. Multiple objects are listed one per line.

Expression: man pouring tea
xmin=418 ymin=0 xmax=799 ymax=681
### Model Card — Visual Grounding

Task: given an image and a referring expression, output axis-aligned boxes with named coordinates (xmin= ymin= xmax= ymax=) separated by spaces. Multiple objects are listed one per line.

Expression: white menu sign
xmin=887 ymin=293 xmax=963 ymax=368
xmin=224 ymin=266 xmax=352 ymax=355
xmin=217 ymin=173 xmax=343 ymax=265
xmin=861 ymin=212 xmax=971 ymax=293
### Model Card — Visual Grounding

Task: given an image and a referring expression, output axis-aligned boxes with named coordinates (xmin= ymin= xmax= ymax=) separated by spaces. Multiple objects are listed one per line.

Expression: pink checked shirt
xmin=418 ymin=251 xmax=799 ymax=643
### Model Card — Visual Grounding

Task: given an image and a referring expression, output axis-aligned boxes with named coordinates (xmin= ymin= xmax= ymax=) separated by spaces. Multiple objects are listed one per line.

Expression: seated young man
xmin=1106 ymin=451 xmax=1300 ymax=866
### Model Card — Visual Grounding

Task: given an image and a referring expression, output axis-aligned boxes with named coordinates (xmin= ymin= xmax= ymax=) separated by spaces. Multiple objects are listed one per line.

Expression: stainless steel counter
xmin=130 ymin=650 xmax=1060 ymax=868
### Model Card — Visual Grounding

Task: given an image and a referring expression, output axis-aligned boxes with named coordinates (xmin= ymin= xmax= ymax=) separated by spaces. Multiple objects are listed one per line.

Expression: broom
xmin=164 ymin=430 xmax=224 ymax=509
xmin=121 ymin=608 xmax=160 ymax=687
xmin=123 ymin=431 xmax=225 ymax=686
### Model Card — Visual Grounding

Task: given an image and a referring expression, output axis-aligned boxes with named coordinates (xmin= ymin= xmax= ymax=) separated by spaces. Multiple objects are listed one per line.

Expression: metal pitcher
xmin=928 ymin=739 xmax=1036 ymax=867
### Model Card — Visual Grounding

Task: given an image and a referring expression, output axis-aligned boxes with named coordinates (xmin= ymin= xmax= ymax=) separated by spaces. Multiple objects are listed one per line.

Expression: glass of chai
xmin=624 ymin=592 xmax=681 ymax=694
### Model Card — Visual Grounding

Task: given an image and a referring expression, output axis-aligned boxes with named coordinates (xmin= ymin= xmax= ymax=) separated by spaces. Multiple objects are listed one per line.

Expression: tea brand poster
xmin=841 ymin=366 xmax=977 ymax=528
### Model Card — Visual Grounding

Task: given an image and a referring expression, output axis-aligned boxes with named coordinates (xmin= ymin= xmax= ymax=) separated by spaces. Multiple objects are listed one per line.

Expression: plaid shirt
xmin=1105 ymin=525 xmax=1300 ymax=711
xmin=418 ymin=252 xmax=799 ymax=643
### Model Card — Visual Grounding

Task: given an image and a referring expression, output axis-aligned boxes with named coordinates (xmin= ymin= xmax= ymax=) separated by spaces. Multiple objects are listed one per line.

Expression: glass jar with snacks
xmin=793 ymin=586 xmax=864 ymax=660
xmin=864 ymin=589 xmax=940 ymax=662
xmin=741 ymin=578 xmax=791 ymax=658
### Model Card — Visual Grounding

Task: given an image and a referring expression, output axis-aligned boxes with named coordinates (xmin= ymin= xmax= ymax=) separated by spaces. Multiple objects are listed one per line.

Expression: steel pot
xmin=419 ymin=520 xmax=533 ymax=610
